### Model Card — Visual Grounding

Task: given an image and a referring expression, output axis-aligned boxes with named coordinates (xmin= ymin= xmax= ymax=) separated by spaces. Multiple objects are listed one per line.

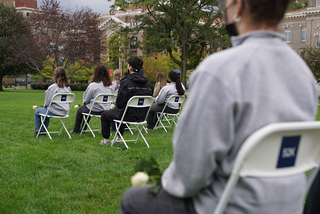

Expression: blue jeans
xmin=34 ymin=107 xmax=56 ymax=132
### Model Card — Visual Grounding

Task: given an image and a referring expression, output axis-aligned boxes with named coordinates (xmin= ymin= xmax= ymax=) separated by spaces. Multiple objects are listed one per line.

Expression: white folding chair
xmin=111 ymin=96 xmax=153 ymax=149
xmin=37 ymin=93 xmax=75 ymax=140
xmin=213 ymin=121 xmax=320 ymax=214
xmin=80 ymin=93 xmax=115 ymax=137
xmin=154 ymin=95 xmax=185 ymax=132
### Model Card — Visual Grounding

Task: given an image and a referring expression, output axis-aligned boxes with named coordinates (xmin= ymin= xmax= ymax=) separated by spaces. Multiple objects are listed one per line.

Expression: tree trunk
xmin=0 ymin=76 xmax=4 ymax=91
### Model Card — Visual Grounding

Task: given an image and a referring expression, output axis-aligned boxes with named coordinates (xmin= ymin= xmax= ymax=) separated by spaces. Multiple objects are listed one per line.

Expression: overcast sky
xmin=58 ymin=0 xmax=115 ymax=15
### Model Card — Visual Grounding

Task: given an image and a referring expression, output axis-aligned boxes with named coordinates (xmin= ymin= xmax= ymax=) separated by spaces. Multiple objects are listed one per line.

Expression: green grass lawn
xmin=0 ymin=90 xmax=175 ymax=213
xmin=1 ymin=90 xmax=319 ymax=213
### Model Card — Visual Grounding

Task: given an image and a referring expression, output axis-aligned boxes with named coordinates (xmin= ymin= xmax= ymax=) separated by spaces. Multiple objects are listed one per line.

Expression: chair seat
xmin=80 ymin=93 xmax=115 ymax=137
xmin=39 ymin=113 xmax=69 ymax=119
xmin=113 ymin=120 xmax=147 ymax=125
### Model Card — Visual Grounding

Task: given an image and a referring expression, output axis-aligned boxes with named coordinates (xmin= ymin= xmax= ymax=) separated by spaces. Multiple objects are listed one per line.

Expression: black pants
xmin=73 ymin=105 xmax=101 ymax=132
xmin=304 ymin=170 xmax=320 ymax=214
xmin=146 ymin=103 xmax=180 ymax=129
xmin=101 ymin=109 xmax=125 ymax=139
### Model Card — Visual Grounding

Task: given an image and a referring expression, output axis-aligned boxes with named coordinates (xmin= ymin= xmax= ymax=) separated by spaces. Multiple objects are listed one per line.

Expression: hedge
xmin=31 ymin=83 xmax=89 ymax=91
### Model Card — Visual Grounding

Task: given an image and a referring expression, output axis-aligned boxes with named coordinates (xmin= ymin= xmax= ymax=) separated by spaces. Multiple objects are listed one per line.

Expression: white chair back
xmin=214 ymin=121 xmax=320 ymax=214
xmin=167 ymin=95 xmax=185 ymax=105
xmin=93 ymin=93 xmax=115 ymax=104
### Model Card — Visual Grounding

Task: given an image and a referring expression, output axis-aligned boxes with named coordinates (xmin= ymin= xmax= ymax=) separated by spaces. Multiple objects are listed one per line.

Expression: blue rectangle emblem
xmin=61 ymin=95 xmax=67 ymax=101
xmin=277 ymin=136 xmax=300 ymax=168
xmin=103 ymin=96 xmax=108 ymax=102
xmin=138 ymin=98 xmax=144 ymax=106
xmin=175 ymin=97 xmax=179 ymax=102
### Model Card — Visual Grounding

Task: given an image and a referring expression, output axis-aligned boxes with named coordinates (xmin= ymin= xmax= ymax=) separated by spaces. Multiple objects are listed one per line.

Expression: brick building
xmin=99 ymin=7 xmax=146 ymax=71
xmin=280 ymin=0 xmax=320 ymax=51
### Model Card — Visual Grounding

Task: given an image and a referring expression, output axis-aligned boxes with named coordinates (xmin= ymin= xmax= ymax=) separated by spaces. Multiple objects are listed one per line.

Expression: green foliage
xmin=288 ymin=0 xmax=308 ymax=11
xmin=143 ymin=51 xmax=180 ymax=83
xmin=0 ymin=2 xmax=36 ymax=90
xmin=110 ymin=0 xmax=231 ymax=84
xmin=299 ymin=45 xmax=320 ymax=83
xmin=30 ymin=83 xmax=89 ymax=91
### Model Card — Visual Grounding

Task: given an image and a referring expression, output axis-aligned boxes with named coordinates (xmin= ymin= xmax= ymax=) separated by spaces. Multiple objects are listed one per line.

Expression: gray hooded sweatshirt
xmin=45 ymin=83 xmax=72 ymax=116
xmin=162 ymin=31 xmax=318 ymax=214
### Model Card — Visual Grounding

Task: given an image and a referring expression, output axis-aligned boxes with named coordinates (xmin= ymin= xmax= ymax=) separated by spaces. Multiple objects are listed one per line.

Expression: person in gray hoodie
xmin=70 ymin=65 xmax=117 ymax=134
xmin=34 ymin=67 xmax=72 ymax=136
xmin=119 ymin=0 xmax=318 ymax=214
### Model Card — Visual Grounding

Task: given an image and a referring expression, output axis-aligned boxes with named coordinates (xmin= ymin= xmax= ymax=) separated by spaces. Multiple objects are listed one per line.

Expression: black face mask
xmin=223 ymin=7 xmax=238 ymax=37
xmin=225 ymin=22 xmax=238 ymax=37
xmin=127 ymin=69 xmax=130 ymax=74
xmin=167 ymin=79 xmax=170 ymax=83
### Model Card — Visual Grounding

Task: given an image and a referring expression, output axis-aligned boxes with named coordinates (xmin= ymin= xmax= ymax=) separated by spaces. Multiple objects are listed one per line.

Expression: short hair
xmin=127 ymin=57 xmax=143 ymax=72
xmin=244 ymin=0 xmax=293 ymax=26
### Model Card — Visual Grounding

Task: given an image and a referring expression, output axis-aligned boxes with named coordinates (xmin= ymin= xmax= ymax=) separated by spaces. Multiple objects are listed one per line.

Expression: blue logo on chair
xmin=61 ymin=95 xmax=67 ymax=101
xmin=175 ymin=97 xmax=179 ymax=102
xmin=277 ymin=136 xmax=300 ymax=168
xmin=138 ymin=98 xmax=144 ymax=106
xmin=103 ymin=96 xmax=108 ymax=102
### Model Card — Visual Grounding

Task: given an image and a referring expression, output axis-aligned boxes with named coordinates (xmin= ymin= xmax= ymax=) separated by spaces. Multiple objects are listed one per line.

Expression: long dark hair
xmin=53 ymin=67 xmax=70 ymax=88
xmin=91 ymin=65 xmax=112 ymax=87
xmin=168 ymin=71 xmax=184 ymax=95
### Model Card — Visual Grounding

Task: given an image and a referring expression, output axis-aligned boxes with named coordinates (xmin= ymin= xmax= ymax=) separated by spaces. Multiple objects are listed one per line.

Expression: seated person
xmin=147 ymin=71 xmax=184 ymax=129
xmin=153 ymin=72 xmax=167 ymax=98
xmin=71 ymin=65 xmax=116 ymax=134
xmin=34 ymin=67 xmax=71 ymax=136
xmin=100 ymin=56 xmax=153 ymax=145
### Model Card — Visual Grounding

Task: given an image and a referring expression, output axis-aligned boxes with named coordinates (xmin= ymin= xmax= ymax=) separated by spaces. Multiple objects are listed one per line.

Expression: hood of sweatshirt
xmin=122 ymin=72 xmax=149 ymax=84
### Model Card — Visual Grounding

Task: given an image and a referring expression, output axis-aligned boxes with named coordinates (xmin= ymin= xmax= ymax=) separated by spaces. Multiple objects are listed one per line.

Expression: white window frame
xmin=285 ymin=28 xmax=291 ymax=42
xmin=301 ymin=26 xmax=306 ymax=42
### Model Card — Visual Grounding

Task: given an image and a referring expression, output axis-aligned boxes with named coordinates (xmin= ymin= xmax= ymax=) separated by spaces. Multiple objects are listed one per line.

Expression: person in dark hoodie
xmin=100 ymin=57 xmax=153 ymax=145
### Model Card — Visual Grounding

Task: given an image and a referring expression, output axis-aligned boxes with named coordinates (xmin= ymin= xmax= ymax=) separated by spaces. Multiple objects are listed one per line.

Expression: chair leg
xmin=58 ymin=118 xmax=72 ymax=139
xmin=39 ymin=115 xmax=52 ymax=140
xmin=81 ymin=115 xmax=95 ymax=137
xmin=136 ymin=124 xmax=150 ymax=148
xmin=112 ymin=122 xmax=129 ymax=149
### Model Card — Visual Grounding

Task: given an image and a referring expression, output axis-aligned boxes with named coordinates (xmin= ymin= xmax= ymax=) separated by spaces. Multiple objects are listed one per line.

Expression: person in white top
xmin=147 ymin=71 xmax=185 ymax=129
xmin=34 ymin=67 xmax=72 ymax=136
xmin=71 ymin=65 xmax=116 ymax=134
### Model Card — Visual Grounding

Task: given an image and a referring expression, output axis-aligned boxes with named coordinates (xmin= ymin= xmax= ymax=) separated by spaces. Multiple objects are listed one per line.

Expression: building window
xmin=317 ymin=0 xmax=320 ymax=7
xmin=301 ymin=26 xmax=306 ymax=42
xmin=285 ymin=28 xmax=291 ymax=42
xmin=130 ymin=37 xmax=137 ymax=50
xmin=317 ymin=36 xmax=319 ymax=47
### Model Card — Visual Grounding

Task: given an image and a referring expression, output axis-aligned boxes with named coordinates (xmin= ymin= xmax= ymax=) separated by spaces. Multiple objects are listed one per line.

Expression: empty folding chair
xmin=154 ymin=95 xmax=185 ymax=132
xmin=37 ymin=93 xmax=75 ymax=140
xmin=80 ymin=93 xmax=115 ymax=137
xmin=111 ymin=96 xmax=153 ymax=149
xmin=213 ymin=121 xmax=320 ymax=214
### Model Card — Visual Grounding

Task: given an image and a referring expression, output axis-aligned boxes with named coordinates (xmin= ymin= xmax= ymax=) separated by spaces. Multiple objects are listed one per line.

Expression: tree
xmin=299 ymin=45 xmax=320 ymax=83
xmin=0 ymin=2 xmax=37 ymax=91
xmin=288 ymin=0 xmax=308 ymax=11
xmin=12 ymin=0 xmax=105 ymax=79
xmin=109 ymin=0 xmax=231 ymax=84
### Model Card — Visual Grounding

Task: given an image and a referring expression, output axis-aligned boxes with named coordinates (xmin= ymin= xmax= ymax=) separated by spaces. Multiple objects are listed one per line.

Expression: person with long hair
xmin=119 ymin=0 xmax=318 ymax=213
xmin=34 ymin=67 xmax=72 ymax=136
xmin=153 ymin=72 xmax=167 ymax=98
xmin=147 ymin=71 xmax=184 ymax=129
xmin=70 ymin=65 xmax=116 ymax=134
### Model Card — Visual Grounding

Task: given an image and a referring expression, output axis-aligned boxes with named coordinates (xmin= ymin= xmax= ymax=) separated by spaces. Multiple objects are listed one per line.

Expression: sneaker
xmin=69 ymin=130 xmax=80 ymax=134
xmin=111 ymin=136 xmax=122 ymax=144
xmin=100 ymin=139 xmax=111 ymax=145
xmin=34 ymin=131 xmax=46 ymax=137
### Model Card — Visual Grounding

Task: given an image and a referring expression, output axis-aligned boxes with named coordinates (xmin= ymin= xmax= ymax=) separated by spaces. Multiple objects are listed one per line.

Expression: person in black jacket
xmin=100 ymin=57 xmax=153 ymax=145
